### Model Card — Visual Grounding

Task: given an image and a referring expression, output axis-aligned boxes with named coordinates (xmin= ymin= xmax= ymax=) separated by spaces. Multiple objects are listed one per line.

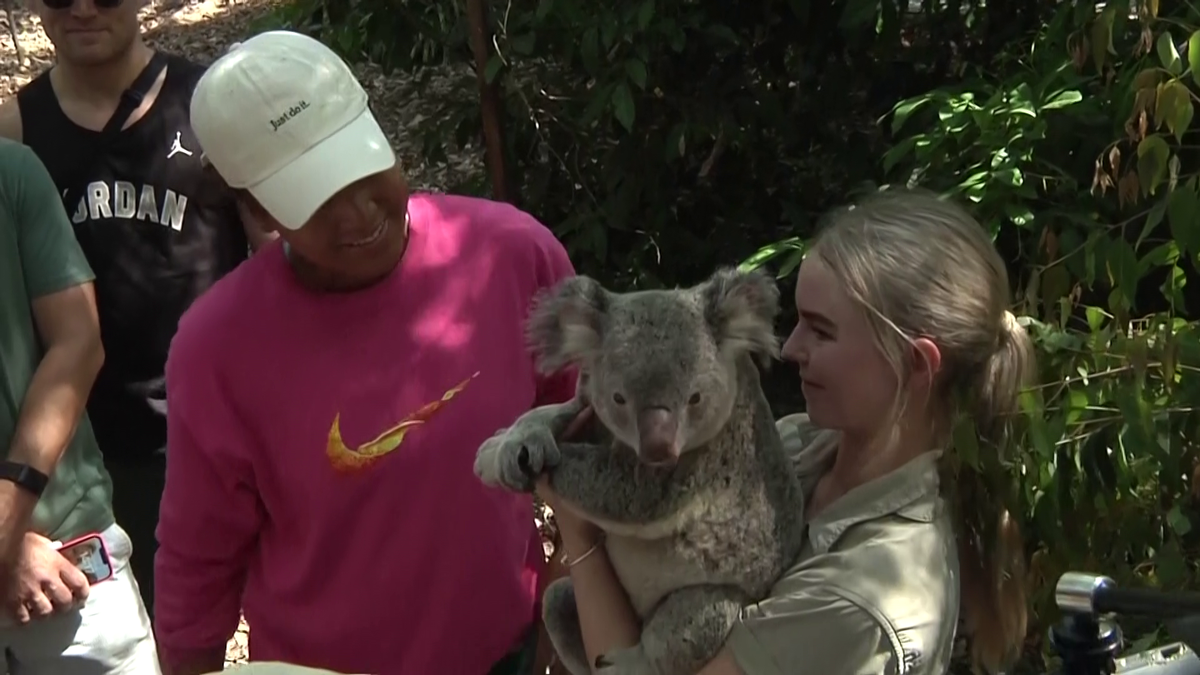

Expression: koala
xmin=474 ymin=267 xmax=807 ymax=675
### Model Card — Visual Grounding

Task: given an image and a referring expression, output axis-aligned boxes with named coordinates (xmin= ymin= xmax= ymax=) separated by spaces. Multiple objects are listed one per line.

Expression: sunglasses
xmin=43 ymin=0 xmax=123 ymax=9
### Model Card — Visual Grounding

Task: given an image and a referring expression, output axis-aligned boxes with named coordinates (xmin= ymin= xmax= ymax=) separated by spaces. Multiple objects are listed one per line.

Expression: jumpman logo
xmin=166 ymin=131 xmax=193 ymax=159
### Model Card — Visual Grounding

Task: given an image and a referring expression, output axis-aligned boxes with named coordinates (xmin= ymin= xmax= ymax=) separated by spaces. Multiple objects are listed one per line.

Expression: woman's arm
xmin=557 ymin=517 xmax=756 ymax=675
xmin=549 ymin=520 xmax=888 ymax=675
xmin=552 ymin=517 xmax=753 ymax=675
xmin=723 ymin=584 xmax=893 ymax=675
xmin=542 ymin=412 xmax=873 ymax=675
xmin=550 ymin=491 xmax=642 ymax=671
xmin=695 ymin=649 xmax=745 ymax=675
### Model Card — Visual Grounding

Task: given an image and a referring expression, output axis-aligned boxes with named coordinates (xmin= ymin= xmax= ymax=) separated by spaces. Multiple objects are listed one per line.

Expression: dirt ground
xmin=0 ymin=0 xmax=483 ymax=192
xmin=0 ymin=0 xmax=493 ymax=666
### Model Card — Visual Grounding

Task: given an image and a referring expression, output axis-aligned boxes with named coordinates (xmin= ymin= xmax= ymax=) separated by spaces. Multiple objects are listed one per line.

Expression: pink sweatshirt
xmin=154 ymin=193 xmax=577 ymax=674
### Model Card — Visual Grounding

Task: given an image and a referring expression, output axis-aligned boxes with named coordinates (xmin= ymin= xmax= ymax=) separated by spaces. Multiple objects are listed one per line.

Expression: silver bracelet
xmin=562 ymin=534 xmax=605 ymax=568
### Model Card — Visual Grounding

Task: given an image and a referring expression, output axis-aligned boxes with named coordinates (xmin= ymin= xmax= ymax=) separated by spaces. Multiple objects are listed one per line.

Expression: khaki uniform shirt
xmin=727 ymin=414 xmax=960 ymax=675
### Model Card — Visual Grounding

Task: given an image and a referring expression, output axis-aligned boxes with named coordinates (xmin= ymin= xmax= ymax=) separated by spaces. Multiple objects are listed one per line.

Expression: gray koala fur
xmin=474 ymin=267 xmax=807 ymax=675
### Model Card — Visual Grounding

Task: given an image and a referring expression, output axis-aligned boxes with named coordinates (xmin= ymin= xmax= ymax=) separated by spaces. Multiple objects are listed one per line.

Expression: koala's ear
xmin=526 ymin=276 xmax=610 ymax=375
xmin=700 ymin=267 xmax=782 ymax=366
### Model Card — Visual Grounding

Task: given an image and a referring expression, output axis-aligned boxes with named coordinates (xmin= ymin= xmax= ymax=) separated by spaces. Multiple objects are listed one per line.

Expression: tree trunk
xmin=464 ymin=0 xmax=516 ymax=205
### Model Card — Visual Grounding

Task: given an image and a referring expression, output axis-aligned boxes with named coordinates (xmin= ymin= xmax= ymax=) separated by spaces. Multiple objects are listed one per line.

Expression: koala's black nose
xmin=637 ymin=407 xmax=680 ymax=466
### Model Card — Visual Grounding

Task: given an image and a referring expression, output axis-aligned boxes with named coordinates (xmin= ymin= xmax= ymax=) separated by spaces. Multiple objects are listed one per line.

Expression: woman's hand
xmin=536 ymin=475 xmax=602 ymax=549
xmin=537 ymin=404 xmax=603 ymax=550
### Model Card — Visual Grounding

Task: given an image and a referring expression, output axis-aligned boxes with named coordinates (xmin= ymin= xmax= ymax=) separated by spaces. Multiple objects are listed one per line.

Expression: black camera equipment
xmin=1050 ymin=572 xmax=1200 ymax=675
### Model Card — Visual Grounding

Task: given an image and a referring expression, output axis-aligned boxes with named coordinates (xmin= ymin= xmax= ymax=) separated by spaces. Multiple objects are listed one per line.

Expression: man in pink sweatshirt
xmin=153 ymin=31 xmax=576 ymax=675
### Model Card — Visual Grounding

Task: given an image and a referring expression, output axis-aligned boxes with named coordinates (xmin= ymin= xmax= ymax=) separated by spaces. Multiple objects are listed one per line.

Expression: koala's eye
xmin=688 ymin=392 xmax=702 ymax=405
xmin=612 ymin=393 xmax=627 ymax=405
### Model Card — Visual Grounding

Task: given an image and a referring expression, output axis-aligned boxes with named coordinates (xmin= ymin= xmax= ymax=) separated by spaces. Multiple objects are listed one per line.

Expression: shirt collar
xmin=798 ymin=437 xmax=943 ymax=555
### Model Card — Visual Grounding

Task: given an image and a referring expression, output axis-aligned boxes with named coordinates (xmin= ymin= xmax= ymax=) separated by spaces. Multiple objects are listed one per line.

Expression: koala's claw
xmin=594 ymin=645 xmax=650 ymax=675
xmin=474 ymin=423 xmax=562 ymax=493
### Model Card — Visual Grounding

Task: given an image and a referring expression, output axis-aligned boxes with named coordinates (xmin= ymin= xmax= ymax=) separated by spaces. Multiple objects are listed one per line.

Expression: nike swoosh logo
xmin=326 ymin=372 xmax=480 ymax=472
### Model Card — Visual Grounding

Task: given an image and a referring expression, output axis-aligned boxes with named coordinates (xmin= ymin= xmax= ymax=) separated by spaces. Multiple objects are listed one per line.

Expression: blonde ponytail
xmin=976 ymin=310 xmax=1036 ymax=445
xmin=956 ymin=309 xmax=1035 ymax=673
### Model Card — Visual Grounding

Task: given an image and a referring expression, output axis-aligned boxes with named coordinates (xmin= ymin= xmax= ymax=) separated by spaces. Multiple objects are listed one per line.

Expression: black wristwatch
xmin=0 ymin=461 xmax=50 ymax=498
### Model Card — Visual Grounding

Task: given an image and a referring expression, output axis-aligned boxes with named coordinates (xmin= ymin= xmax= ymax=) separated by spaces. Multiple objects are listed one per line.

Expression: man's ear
xmin=526 ymin=276 xmax=610 ymax=375
xmin=235 ymin=194 xmax=282 ymax=235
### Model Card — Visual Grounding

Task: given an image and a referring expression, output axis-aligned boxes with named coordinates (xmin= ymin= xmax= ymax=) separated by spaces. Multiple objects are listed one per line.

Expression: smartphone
xmin=54 ymin=533 xmax=114 ymax=585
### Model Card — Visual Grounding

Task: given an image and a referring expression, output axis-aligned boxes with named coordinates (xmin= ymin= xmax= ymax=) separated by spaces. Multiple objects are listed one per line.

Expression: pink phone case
xmin=57 ymin=533 xmax=115 ymax=584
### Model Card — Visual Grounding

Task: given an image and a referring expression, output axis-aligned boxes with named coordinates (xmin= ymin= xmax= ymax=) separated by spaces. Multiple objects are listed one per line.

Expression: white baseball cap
xmin=190 ymin=31 xmax=398 ymax=230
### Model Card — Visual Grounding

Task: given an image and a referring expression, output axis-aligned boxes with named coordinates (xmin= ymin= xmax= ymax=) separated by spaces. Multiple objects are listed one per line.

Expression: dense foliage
xmin=257 ymin=0 xmax=1200 ymax=670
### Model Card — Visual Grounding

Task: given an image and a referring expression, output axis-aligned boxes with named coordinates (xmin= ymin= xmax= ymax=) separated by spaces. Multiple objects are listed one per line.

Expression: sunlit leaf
xmin=1137 ymin=135 xmax=1171 ymax=195
xmin=1042 ymin=89 xmax=1083 ymax=110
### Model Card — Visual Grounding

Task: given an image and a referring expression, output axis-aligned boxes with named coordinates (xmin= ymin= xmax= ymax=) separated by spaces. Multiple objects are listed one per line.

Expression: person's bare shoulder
xmin=0 ymin=98 xmax=23 ymax=142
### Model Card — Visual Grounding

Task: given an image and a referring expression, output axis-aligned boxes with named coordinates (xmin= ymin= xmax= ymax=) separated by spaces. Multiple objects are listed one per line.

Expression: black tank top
xmin=18 ymin=53 xmax=249 ymax=462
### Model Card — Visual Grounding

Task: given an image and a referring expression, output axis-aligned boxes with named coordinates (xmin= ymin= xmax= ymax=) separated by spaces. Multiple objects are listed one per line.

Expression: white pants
xmin=0 ymin=523 xmax=161 ymax=674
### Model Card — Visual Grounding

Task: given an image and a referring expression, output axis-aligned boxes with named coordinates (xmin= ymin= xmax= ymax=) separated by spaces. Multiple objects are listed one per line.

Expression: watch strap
xmin=0 ymin=460 xmax=50 ymax=498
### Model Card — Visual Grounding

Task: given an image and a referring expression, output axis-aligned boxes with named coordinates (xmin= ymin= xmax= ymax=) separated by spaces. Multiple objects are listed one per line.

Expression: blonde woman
xmin=537 ymin=189 xmax=1034 ymax=675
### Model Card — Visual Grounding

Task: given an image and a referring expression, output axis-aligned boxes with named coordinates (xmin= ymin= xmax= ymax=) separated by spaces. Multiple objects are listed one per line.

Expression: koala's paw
xmin=473 ymin=422 xmax=562 ymax=493
xmin=595 ymin=644 xmax=651 ymax=675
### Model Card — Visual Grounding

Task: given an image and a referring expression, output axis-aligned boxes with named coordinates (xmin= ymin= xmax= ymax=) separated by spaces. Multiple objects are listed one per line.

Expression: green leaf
xmin=663 ymin=123 xmax=686 ymax=162
xmin=1106 ymin=238 xmax=1139 ymax=306
xmin=890 ymin=96 xmax=930 ymax=135
xmin=666 ymin=24 xmax=686 ymax=52
xmin=580 ymin=27 xmax=600 ymax=74
xmin=580 ymin=83 xmax=613 ymax=126
xmin=1018 ymin=390 xmax=1054 ymax=459
xmin=1090 ymin=8 xmax=1115 ymax=72
xmin=1065 ymin=388 xmax=1089 ymax=425
xmin=1168 ymin=184 xmax=1200 ymax=257
xmin=1136 ymin=196 xmax=1168 ymax=248
xmin=1162 ymin=264 xmax=1187 ymax=307
xmin=1042 ymin=90 xmax=1083 ymax=110
xmin=839 ymin=0 xmax=879 ymax=29
xmin=951 ymin=417 xmax=980 ymax=469
xmin=1134 ymin=68 xmax=1162 ymax=90
xmin=882 ymin=136 xmax=917 ymax=174
xmin=624 ymin=59 xmax=648 ymax=89
xmin=535 ymin=0 xmax=554 ymax=20
xmin=1168 ymin=505 xmax=1193 ymax=536
xmin=704 ymin=24 xmax=740 ymax=44
xmin=1189 ymin=31 xmax=1200 ymax=87
xmin=483 ymin=54 xmax=504 ymax=84
xmin=1156 ymin=81 xmax=1194 ymax=143
xmin=777 ymin=248 xmax=805 ymax=277
xmin=1041 ymin=264 xmax=1070 ymax=322
xmin=1139 ymin=241 xmax=1179 ymax=270
xmin=600 ymin=14 xmax=618 ymax=51
xmin=635 ymin=0 xmax=655 ymax=30
xmin=509 ymin=33 xmax=535 ymax=56
xmin=1084 ymin=230 xmax=1103 ymax=286
xmin=611 ymin=83 xmax=636 ymax=132
xmin=739 ymin=237 xmax=806 ymax=273
xmin=1156 ymin=540 xmax=1188 ymax=588
xmin=1137 ymin=135 xmax=1171 ymax=196
xmin=1157 ymin=31 xmax=1183 ymax=76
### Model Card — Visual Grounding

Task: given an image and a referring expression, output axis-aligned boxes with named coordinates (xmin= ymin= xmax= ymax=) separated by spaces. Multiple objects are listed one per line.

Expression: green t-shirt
xmin=0 ymin=138 xmax=114 ymax=541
